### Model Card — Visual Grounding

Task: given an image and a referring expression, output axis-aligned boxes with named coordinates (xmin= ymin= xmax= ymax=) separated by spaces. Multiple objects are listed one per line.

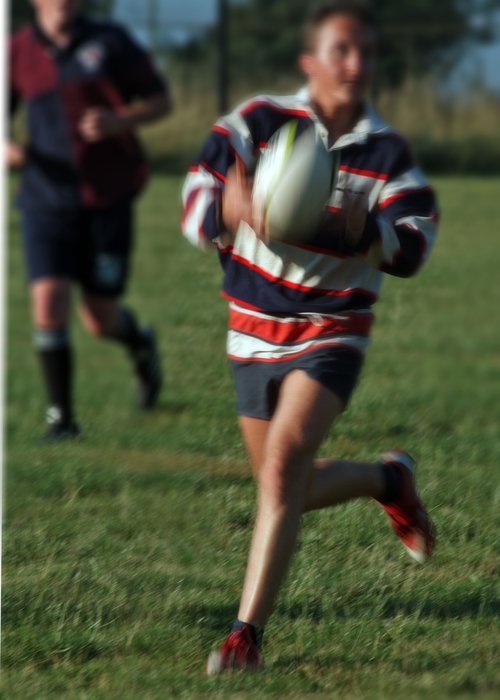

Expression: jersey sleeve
xmin=355 ymin=139 xmax=439 ymax=278
xmin=111 ymin=26 xmax=167 ymax=101
xmin=181 ymin=108 xmax=256 ymax=250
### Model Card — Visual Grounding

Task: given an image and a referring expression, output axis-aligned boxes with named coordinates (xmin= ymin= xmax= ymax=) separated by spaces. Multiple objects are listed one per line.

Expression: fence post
xmin=217 ymin=0 xmax=229 ymax=114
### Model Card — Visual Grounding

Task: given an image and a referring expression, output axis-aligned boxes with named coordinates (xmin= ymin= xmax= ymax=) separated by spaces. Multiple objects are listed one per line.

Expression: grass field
xmin=3 ymin=175 xmax=500 ymax=699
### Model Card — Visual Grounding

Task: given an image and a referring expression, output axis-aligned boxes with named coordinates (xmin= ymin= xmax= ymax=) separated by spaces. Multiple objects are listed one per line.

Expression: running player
xmin=182 ymin=1 xmax=438 ymax=672
xmin=8 ymin=0 xmax=172 ymax=441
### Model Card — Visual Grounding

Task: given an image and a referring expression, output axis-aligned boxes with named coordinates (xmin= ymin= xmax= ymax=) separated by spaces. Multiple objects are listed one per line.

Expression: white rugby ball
xmin=252 ymin=121 xmax=337 ymax=242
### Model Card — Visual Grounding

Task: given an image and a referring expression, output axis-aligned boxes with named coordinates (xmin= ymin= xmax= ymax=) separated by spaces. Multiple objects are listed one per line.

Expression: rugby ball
xmin=252 ymin=121 xmax=337 ymax=242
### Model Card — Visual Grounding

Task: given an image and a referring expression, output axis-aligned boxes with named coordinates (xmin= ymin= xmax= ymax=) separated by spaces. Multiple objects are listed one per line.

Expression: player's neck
xmin=36 ymin=13 xmax=77 ymax=48
xmin=310 ymin=97 xmax=364 ymax=144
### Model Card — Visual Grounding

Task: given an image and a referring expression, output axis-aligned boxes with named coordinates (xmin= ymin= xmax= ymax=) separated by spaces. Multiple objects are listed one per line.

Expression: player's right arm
xmin=181 ymin=107 xmax=258 ymax=250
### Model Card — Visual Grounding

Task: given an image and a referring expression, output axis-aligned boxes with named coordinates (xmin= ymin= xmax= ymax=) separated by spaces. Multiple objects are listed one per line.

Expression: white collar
xmin=295 ymin=86 xmax=390 ymax=149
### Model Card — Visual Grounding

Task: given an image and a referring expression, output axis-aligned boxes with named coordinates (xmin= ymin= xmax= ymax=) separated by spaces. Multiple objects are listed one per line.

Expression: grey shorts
xmin=230 ymin=345 xmax=363 ymax=420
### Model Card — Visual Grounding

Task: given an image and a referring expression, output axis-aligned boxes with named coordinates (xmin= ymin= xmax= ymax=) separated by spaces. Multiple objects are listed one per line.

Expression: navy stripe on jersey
xmin=193 ymin=129 xmax=235 ymax=183
xmin=222 ymin=257 xmax=378 ymax=315
xmin=240 ymin=101 xmax=313 ymax=149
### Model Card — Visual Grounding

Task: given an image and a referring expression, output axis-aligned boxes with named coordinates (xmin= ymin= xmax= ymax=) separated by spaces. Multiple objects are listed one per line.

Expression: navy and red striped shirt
xmin=9 ymin=17 xmax=167 ymax=210
xmin=182 ymin=89 xmax=439 ymax=362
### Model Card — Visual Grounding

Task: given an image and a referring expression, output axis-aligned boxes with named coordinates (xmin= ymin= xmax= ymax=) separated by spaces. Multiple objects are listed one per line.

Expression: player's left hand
xmin=78 ymin=108 xmax=128 ymax=143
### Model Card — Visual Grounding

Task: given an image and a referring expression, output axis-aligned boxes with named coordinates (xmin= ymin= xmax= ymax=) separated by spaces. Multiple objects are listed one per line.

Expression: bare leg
xmin=80 ymin=293 xmax=120 ymax=337
xmin=240 ymin=419 xmax=385 ymax=514
xmin=31 ymin=277 xmax=72 ymax=329
xmin=238 ymin=369 xmax=358 ymax=629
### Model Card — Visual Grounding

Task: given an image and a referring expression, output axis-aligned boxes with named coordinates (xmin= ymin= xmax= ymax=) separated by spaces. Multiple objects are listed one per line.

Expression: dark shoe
xmin=40 ymin=407 xmax=80 ymax=443
xmin=129 ymin=326 xmax=162 ymax=409
xmin=206 ymin=625 xmax=264 ymax=675
xmin=377 ymin=449 xmax=435 ymax=563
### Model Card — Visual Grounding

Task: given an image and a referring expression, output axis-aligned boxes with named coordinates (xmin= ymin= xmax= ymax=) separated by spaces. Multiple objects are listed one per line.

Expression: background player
xmin=182 ymin=1 xmax=438 ymax=672
xmin=8 ymin=0 xmax=172 ymax=441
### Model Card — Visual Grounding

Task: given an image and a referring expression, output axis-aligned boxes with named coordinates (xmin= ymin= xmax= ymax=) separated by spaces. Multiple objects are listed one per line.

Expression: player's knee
xmin=259 ymin=450 xmax=308 ymax=505
xmin=32 ymin=280 xmax=71 ymax=327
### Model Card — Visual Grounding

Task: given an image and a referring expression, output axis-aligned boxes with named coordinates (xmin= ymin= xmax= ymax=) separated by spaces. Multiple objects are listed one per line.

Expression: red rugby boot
xmin=377 ymin=449 xmax=435 ymax=563
xmin=207 ymin=624 xmax=264 ymax=675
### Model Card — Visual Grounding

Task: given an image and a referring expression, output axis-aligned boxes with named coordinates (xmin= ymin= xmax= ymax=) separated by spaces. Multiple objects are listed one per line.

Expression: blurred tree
xmin=219 ymin=0 xmax=500 ymax=88
xmin=10 ymin=0 xmax=32 ymax=29
xmin=88 ymin=0 xmax=115 ymax=19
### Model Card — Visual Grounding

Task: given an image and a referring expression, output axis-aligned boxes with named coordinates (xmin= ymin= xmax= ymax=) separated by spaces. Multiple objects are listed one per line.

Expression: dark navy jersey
xmin=9 ymin=17 xmax=167 ymax=210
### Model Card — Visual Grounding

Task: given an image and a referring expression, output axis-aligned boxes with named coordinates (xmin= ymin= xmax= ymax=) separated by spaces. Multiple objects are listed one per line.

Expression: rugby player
xmin=8 ymin=0 xmax=172 ymax=440
xmin=182 ymin=1 xmax=438 ymax=672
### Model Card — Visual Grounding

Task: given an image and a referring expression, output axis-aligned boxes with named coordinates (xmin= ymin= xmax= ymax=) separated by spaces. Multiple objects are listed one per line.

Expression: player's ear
xmin=298 ymin=53 xmax=315 ymax=78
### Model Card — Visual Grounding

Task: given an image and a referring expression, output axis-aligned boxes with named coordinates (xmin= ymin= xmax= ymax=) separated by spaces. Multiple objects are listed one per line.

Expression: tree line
xmin=9 ymin=0 xmax=500 ymax=88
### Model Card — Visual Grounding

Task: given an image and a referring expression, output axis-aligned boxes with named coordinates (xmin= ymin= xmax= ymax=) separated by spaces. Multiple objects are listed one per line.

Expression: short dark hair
xmin=302 ymin=1 xmax=377 ymax=53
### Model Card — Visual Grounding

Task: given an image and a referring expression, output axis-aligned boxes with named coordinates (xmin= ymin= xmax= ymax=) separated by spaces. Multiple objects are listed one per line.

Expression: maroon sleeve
xmin=8 ymin=34 xmax=21 ymax=116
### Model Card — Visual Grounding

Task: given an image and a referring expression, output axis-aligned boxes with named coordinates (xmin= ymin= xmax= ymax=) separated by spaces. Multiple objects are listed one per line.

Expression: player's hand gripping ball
xmin=252 ymin=121 xmax=338 ymax=242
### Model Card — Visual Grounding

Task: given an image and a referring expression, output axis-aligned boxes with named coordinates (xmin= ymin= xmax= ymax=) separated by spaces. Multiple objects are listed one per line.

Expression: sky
xmin=113 ymin=0 xmax=500 ymax=93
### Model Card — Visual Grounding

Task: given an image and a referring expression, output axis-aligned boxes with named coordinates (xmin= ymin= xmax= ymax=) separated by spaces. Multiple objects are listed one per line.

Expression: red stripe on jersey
xmin=229 ymin=307 xmax=373 ymax=343
xmin=230 ymin=253 xmax=378 ymax=300
xmin=239 ymin=100 xmax=311 ymax=119
xmin=221 ymin=292 xmax=262 ymax=311
xmin=200 ymin=161 xmax=228 ymax=184
xmin=228 ymin=340 xmax=363 ymax=363
xmin=339 ymin=165 xmax=389 ymax=181
xmin=181 ymin=186 xmax=202 ymax=228
xmin=212 ymin=124 xmax=230 ymax=136
xmin=216 ymin=243 xmax=234 ymax=253
xmin=379 ymin=186 xmax=433 ymax=209
xmin=285 ymin=239 xmax=346 ymax=259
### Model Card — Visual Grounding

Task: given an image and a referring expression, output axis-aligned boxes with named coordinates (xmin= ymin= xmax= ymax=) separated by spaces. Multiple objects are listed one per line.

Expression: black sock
xmin=35 ymin=328 xmax=73 ymax=426
xmin=232 ymin=619 xmax=264 ymax=648
xmin=380 ymin=462 xmax=402 ymax=504
xmin=113 ymin=307 xmax=145 ymax=351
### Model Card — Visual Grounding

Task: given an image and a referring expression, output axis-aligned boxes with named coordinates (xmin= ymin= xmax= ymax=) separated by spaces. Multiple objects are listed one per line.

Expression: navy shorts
xmin=20 ymin=199 xmax=134 ymax=297
xmin=230 ymin=346 xmax=363 ymax=420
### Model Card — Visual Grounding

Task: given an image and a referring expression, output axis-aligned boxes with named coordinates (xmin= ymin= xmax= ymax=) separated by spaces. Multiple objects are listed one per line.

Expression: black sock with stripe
xmin=35 ymin=328 xmax=73 ymax=426
xmin=113 ymin=307 xmax=145 ymax=351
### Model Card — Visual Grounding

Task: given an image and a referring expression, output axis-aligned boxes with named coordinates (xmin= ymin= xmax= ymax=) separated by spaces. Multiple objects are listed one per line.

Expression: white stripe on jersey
xmin=227 ymin=328 xmax=370 ymax=361
xmin=379 ymin=166 xmax=430 ymax=204
xmin=232 ymin=222 xmax=383 ymax=296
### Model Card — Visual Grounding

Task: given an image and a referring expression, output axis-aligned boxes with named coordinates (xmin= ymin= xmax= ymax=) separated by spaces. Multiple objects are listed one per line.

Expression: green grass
xmin=3 ymin=176 xmax=500 ymax=699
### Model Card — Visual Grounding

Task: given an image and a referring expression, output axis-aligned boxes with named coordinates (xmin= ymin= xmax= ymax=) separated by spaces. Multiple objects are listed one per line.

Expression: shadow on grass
xmin=381 ymin=595 xmax=500 ymax=620
xmin=179 ymin=603 xmax=239 ymax=633
xmin=273 ymin=594 xmax=500 ymax=622
xmin=153 ymin=400 xmax=192 ymax=415
xmin=7 ymin=461 xmax=252 ymax=500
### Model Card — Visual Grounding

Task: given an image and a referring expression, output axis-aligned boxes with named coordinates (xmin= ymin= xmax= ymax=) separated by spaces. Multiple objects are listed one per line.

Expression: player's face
xmin=300 ymin=14 xmax=377 ymax=109
xmin=30 ymin=0 xmax=85 ymax=29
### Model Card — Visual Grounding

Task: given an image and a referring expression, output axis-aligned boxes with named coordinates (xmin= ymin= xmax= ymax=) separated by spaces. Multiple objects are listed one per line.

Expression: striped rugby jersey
xmin=182 ymin=88 xmax=438 ymax=363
